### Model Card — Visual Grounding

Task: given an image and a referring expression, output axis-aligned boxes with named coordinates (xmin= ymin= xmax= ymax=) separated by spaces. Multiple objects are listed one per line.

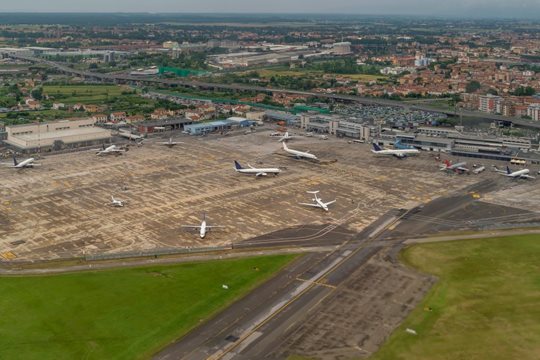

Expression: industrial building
xmin=335 ymin=121 xmax=371 ymax=140
xmin=264 ymin=111 xmax=300 ymax=126
xmin=137 ymin=118 xmax=193 ymax=134
xmin=183 ymin=120 xmax=237 ymax=135
xmin=4 ymin=118 xmax=111 ymax=153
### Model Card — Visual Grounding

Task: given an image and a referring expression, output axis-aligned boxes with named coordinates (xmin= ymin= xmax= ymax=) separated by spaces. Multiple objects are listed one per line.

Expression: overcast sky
xmin=0 ymin=0 xmax=539 ymax=18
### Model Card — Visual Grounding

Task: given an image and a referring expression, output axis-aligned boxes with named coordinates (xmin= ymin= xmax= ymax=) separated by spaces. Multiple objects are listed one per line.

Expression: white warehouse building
xmin=5 ymin=118 xmax=111 ymax=153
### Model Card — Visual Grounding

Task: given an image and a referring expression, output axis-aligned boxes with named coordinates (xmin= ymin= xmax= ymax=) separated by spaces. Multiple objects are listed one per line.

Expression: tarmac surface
xmin=3 ymin=128 xmax=539 ymax=359
xmin=151 ymin=147 xmax=540 ymax=360
xmin=0 ymin=130 xmax=477 ymax=262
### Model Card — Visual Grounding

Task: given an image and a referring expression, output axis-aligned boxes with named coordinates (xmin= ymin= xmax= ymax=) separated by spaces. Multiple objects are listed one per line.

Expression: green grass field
xmin=43 ymin=85 xmax=127 ymax=104
xmin=371 ymin=235 xmax=540 ymax=360
xmin=253 ymin=69 xmax=386 ymax=82
xmin=0 ymin=255 xmax=296 ymax=360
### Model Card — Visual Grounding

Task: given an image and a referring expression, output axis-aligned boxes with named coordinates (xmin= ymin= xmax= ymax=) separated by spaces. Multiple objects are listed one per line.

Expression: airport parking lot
xmin=1 ymin=130 xmax=481 ymax=261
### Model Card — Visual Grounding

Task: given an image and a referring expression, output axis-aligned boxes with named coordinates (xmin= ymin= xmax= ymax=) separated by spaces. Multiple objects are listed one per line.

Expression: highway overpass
xmin=9 ymin=53 xmax=540 ymax=130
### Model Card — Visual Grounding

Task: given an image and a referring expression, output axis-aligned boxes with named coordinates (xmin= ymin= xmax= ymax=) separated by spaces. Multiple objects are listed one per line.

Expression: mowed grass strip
xmin=43 ymin=85 xmax=126 ymax=104
xmin=371 ymin=235 xmax=540 ymax=360
xmin=0 ymin=255 xmax=296 ymax=360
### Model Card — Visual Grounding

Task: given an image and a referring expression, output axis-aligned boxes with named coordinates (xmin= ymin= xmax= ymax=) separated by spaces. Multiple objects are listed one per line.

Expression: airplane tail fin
xmin=234 ymin=161 xmax=243 ymax=170
xmin=444 ymin=159 xmax=451 ymax=167
xmin=12 ymin=154 xmax=18 ymax=166
xmin=306 ymin=190 xmax=320 ymax=194
xmin=506 ymin=166 xmax=511 ymax=175
xmin=372 ymin=143 xmax=382 ymax=152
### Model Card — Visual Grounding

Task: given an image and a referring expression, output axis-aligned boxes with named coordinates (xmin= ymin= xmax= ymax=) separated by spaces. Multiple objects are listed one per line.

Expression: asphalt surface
xmin=153 ymin=210 xmax=401 ymax=360
xmin=153 ymin=175 xmax=540 ymax=360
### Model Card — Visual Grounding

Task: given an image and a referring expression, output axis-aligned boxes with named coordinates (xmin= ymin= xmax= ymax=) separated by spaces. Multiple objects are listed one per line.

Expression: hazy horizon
xmin=0 ymin=0 xmax=539 ymax=19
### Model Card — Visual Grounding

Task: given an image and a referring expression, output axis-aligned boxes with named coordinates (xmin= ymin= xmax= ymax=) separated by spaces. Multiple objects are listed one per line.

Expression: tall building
xmin=527 ymin=104 xmax=540 ymax=121
xmin=478 ymin=94 xmax=502 ymax=114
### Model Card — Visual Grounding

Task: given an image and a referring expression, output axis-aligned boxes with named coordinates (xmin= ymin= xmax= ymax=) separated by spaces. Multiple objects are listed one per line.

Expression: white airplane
xmin=95 ymin=144 xmax=126 ymax=156
xmin=158 ymin=137 xmax=184 ymax=148
xmin=8 ymin=155 xmax=40 ymax=169
xmin=278 ymin=132 xmax=295 ymax=142
xmin=371 ymin=143 xmax=419 ymax=158
xmin=440 ymin=160 xmax=469 ymax=173
xmin=118 ymin=130 xmax=144 ymax=141
xmin=282 ymin=142 xmax=318 ymax=160
xmin=472 ymin=166 xmax=486 ymax=174
xmin=299 ymin=191 xmax=336 ymax=212
xmin=233 ymin=161 xmax=281 ymax=177
xmin=499 ymin=166 xmax=536 ymax=179
xmin=182 ymin=213 xmax=224 ymax=238
xmin=109 ymin=196 xmax=124 ymax=207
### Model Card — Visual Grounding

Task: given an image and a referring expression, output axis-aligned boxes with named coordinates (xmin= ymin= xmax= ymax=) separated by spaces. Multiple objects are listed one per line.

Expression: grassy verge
xmin=0 ymin=254 xmax=297 ymax=360
xmin=371 ymin=235 xmax=540 ymax=360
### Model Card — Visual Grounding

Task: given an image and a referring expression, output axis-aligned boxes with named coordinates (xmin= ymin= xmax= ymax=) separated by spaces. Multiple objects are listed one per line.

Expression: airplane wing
xmin=521 ymin=175 xmax=536 ymax=179
xmin=456 ymin=166 xmax=469 ymax=172
xmin=256 ymin=172 xmax=268 ymax=177
xmin=181 ymin=225 xmax=201 ymax=229
xmin=323 ymin=200 xmax=337 ymax=206
xmin=206 ymin=225 xmax=225 ymax=229
xmin=299 ymin=202 xmax=322 ymax=208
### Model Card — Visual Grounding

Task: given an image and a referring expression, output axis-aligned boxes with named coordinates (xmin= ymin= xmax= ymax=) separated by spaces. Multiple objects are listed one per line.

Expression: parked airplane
xmin=371 ymin=143 xmax=419 ymax=158
xmin=234 ymin=161 xmax=281 ymax=177
xmin=108 ymin=196 xmax=124 ymax=207
xmin=282 ymin=142 xmax=318 ymax=160
xmin=500 ymin=166 xmax=536 ymax=179
xmin=95 ymin=144 xmax=126 ymax=156
xmin=158 ymin=137 xmax=184 ymax=148
xmin=299 ymin=191 xmax=336 ymax=212
xmin=182 ymin=213 xmax=224 ymax=238
xmin=472 ymin=166 xmax=486 ymax=174
xmin=8 ymin=155 xmax=40 ymax=168
xmin=278 ymin=132 xmax=295 ymax=142
xmin=118 ymin=130 xmax=144 ymax=141
xmin=440 ymin=160 xmax=469 ymax=173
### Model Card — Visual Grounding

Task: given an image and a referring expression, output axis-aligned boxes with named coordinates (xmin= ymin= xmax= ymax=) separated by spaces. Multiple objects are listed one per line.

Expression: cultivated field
xmin=43 ymin=84 xmax=130 ymax=104
xmin=372 ymin=235 xmax=540 ymax=360
xmin=0 ymin=254 xmax=295 ymax=360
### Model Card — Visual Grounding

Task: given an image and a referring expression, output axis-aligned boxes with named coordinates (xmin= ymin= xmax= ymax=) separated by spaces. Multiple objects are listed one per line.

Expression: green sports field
xmin=0 ymin=255 xmax=296 ymax=360
xmin=371 ymin=235 xmax=540 ymax=360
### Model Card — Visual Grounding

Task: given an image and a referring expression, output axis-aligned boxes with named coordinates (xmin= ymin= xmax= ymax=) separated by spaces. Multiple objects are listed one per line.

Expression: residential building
xmin=527 ymin=104 xmax=540 ymax=121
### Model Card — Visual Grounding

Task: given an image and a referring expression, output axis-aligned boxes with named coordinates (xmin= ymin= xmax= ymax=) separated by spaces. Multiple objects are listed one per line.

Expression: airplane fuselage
xmin=285 ymin=147 xmax=317 ymax=160
xmin=200 ymin=220 xmax=207 ymax=238
xmin=371 ymin=149 xmax=419 ymax=156
xmin=15 ymin=158 xmax=36 ymax=168
xmin=236 ymin=168 xmax=281 ymax=176
xmin=506 ymin=169 xmax=531 ymax=178
xmin=315 ymin=198 xmax=329 ymax=211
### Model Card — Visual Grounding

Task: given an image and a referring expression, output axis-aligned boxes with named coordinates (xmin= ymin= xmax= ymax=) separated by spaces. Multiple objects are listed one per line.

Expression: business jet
xmin=282 ymin=142 xmax=318 ymax=160
xmin=440 ymin=160 xmax=469 ymax=173
xmin=108 ymin=196 xmax=125 ymax=207
xmin=8 ymin=155 xmax=41 ymax=169
xmin=95 ymin=144 xmax=126 ymax=156
xmin=299 ymin=191 xmax=336 ymax=212
xmin=371 ymin=143 xmax=419 ymax=158
xmin=158 ymin=137 xmax=184 ymax=148
xmin=233 ymin=161 xmax=281 ymax=177
xmin=499 ymin=166 xmax=535 ymax=179
xmin=182 ymin=213 xmax=224 ymax=238
xmin=278 ymin=132 xmax=295 ymax=142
